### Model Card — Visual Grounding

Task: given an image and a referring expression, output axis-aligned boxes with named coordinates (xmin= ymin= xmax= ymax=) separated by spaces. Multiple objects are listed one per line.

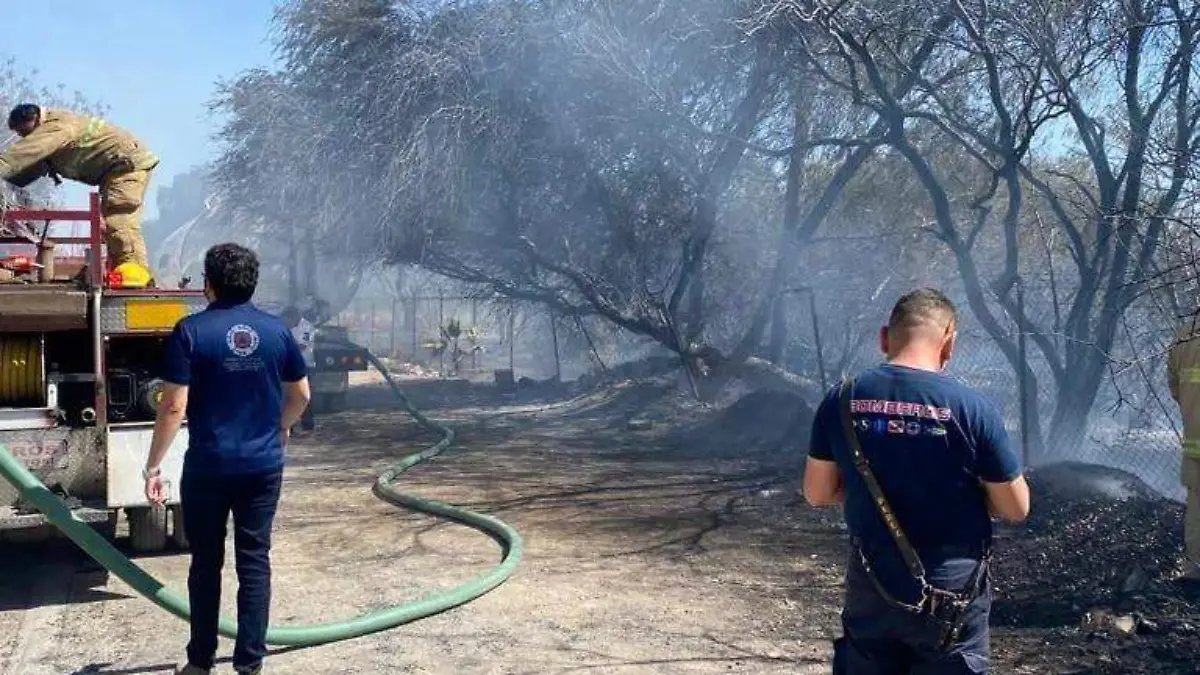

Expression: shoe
xmin=234 ymin=666 xmax=263 ymax=674
xmin=176 ymin=664 xmax=211 ymax=675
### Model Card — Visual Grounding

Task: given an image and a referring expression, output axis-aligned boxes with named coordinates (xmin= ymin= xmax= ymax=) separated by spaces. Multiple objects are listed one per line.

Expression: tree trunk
xmin=303 ymin=226 xmax=318 ymax=301
xmin=1041 ymin=351 xmax=1107 ymax=463
xmin=765 ymin=95 xmax=810 ymax=367
xmin=725 ymin=356 xmax=823 ymax=403
xmin=1011 ymin=362 xmax=1045 ymax=465
xmin=767 ymin=292 xmax=788 ymax=364
xmin=1044 ymin=386 xmax=1095 ymax=464
xmin=287 ymin=225 xmax=299 ymax=306
xmin=673 ymin=42 xmax=775 ymax=345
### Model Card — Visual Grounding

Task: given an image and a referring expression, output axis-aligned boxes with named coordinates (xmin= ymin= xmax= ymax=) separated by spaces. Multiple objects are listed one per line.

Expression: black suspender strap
xmin=837 ymin=376 xmax=928 ymax=588
xmin=835 ymin=375 xmax=991 ymax=649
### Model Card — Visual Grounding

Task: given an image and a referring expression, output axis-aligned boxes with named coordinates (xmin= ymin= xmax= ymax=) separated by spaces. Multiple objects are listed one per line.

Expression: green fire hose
xmin=0 ymin=348 xmax=523 ymax=646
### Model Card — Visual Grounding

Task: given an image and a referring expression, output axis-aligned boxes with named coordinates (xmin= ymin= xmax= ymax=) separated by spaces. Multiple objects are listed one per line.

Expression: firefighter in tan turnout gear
xmin=1167 ymin=316 xmax=1200 ymax=583
xmin=0 ymin=104 xmax=158 ymax=283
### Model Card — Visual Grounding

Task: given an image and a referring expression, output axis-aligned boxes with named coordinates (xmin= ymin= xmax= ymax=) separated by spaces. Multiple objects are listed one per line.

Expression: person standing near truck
xmin=1167 ymin=315 xmax=1200 ymax=584
xmin=804 ymin=288 xmax=1030 ymax=674
xmin=282 ymin=305 xmax=316 ymax=435
xmin=142 ymin=243 xmax=311 ymax=675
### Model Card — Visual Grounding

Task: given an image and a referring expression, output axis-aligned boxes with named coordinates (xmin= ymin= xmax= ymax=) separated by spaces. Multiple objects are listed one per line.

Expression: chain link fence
xmin=327 ymin=295 xmax=599 ymax=383
xmin=332 ymin=287 xmax=1187 ymax=502
xmin=948 ymin=328 xmax=1185 ymax=501
xmin=778 ymin=283 xmax=1186 ymax=502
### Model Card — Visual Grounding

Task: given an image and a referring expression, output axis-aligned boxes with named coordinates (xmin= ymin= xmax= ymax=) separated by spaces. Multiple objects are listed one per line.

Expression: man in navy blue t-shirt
xmin=805 ymin=288 xmax=1029 ymax=674
xmin=142 ymin=243 xmax=311 ymax=675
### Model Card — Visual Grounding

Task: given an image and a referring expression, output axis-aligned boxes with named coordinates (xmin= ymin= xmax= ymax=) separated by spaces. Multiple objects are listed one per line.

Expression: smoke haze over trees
xmin=210 ymin=0 xmax=1200 ymax=467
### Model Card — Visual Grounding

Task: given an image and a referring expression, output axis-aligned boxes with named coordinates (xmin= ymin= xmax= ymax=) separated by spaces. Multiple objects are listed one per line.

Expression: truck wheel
xmin=311 ymin=393 xmax=329 ymax=414
xmin=330 ymin=392 xmax=347 ymax=412
xmin=89 ymin=510 xmax=119 ymax=541
xmin=127 ymin=506 xmax=168 ymax=553
xmin=170 ymin=505 xmax=189 ymax=550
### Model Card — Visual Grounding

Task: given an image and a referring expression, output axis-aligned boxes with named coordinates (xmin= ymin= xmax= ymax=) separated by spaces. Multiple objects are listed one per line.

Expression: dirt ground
xmin=1 ymin=376 xmax=1198 ymax=674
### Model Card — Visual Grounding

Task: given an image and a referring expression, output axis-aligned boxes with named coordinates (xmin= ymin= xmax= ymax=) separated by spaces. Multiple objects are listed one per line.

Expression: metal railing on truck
xmin=0 ymin=193 xmax=104 ymax=287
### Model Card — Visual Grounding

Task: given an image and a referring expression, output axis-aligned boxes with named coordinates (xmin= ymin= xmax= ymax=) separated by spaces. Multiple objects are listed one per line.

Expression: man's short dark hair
xmin=888 ymin=288 xmax=957 ymax=333
xmin=204 ymin=243 xmax=259 ymax=305
xmin=7 ymin=104 xmax=39 ymax=131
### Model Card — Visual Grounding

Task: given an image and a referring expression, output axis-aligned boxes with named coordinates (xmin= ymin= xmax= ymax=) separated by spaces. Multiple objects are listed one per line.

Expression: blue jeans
xmin=833 ymin=553 xmax=991 ymax=674
xmin=181 ymin=468 xmax=283 ymax=671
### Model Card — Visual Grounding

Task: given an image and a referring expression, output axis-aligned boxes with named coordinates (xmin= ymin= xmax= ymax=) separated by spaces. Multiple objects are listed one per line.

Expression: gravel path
xmin=1 ymin=379 xmax=1196 ymax=674
xmin=0 ymin=383 xmax=836 ymax=674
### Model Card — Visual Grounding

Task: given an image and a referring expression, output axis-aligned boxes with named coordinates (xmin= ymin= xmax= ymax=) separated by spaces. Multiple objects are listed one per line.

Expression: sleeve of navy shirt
xmin=969 ymin=394 xmax=1023 ymax=483
xmin=280 ymin=329 xmax=308 ymax=383
xmin=161 ymin=321 xmax=193 ymax=386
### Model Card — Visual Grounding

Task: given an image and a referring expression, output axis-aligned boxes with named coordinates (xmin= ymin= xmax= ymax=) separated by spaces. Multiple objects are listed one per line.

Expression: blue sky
xmin=3 ymin=1 xmax=282 ymax=219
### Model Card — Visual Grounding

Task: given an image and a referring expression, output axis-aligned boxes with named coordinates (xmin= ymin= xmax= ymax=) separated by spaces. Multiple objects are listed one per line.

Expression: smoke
xmin=169 ymin=0 xmax=1200 ymax=501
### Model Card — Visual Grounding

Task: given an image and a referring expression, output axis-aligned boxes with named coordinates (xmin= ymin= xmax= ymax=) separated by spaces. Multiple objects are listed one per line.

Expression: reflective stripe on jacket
xmin=1168 ymin=318 xmax=1200 ymax=459
xmin=0 ymin=109 xmax=157 ymax=186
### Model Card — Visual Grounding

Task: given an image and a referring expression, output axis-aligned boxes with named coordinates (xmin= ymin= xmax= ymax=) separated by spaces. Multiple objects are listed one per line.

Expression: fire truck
xmin=0 ymin=194 xmax=205 ymax=551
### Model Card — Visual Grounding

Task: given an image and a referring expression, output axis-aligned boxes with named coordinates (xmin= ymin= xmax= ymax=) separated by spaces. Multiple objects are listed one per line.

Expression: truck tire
xmin=127 ymin=506 xmax=168 ymax=553
xmin=170 ymin=505 xmax=189 ymax=550
xmin=90 ymin=510 xmax=119 ymax=541
xmin=312 ymin=393 xmax=329 ymax=414
xmin=77 ymin=511 xmax=118 ymax=579
xmin=330 ymin=392 xmax=347 ymax=412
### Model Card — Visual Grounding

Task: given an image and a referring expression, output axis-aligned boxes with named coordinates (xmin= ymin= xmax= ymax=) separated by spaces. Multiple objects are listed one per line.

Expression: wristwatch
xmin=142 ymin=466 xmax=161 ymax=480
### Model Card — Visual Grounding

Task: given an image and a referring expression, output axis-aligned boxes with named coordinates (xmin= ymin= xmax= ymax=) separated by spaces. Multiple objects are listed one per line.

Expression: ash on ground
xmin=378 ymin=363 xmax=1199 ymax=673
xmin=631 ymin=377 xmax=1200 ymax=674
xmin=986 ymin=463 xmax=1199 ymax=674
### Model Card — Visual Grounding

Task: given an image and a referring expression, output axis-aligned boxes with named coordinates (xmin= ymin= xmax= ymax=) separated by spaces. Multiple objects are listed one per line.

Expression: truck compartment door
xmin=106 ymin=423 xmax=188 ymax=508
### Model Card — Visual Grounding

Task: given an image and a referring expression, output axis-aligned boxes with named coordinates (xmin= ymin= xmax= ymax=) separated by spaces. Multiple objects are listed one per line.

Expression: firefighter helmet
xmin=111 ymin=262 xmax=152 ymax=288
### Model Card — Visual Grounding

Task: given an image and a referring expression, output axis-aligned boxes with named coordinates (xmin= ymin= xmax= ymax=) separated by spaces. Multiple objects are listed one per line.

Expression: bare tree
xmin=773 ymin=0 xmax=1200 ymax=458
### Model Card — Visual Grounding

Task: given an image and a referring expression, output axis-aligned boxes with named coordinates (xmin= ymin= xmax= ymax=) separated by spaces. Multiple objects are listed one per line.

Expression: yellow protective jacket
xmin=1168 ymin=316 xmax=1200 ymax=459
xmin=0 ymin=109 xmax=158 ymax=187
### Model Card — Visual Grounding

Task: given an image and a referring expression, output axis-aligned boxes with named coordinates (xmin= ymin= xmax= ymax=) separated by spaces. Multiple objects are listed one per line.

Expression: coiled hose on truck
xmin=0 ymin=345 xmax=523 ymax=646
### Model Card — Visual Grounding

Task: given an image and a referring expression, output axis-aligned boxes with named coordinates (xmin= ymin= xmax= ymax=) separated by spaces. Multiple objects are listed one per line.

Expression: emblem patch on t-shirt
xmin=226 ymin=324 xmax=261 ymax=357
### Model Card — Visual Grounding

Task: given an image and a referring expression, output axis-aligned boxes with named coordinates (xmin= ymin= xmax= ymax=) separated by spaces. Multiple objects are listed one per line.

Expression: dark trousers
xmin=180 ymin=468 xmax=283 ymax=671
xmin=833 ymin=554 xmax=992 ymax=675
